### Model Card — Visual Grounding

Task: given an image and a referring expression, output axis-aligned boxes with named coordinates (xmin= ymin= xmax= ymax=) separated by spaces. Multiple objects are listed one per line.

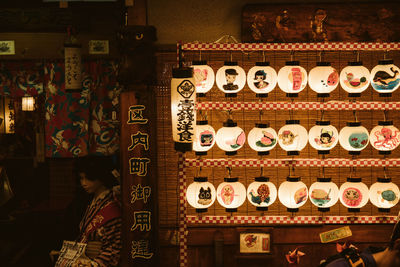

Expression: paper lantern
xmin=191 ymin=60 xmax=215 ymax=96
xmin=247 ymin=176 xmax=277 ymax=211
xmin=246 ymin=62 xmax=277 ymax=96
xmin=370 ymin=121 xmax=400 ymax=154
xmin=247 ymin=123 xmax=278 ymax=155
xmin=369 ymin=177 xmax=400 ymax=212
xmin=171 ymin=67 xmax=196 ymax=152
xmin=64 ymin=44 xmax=82 ymax=92
xmin=186 ymin=177 xmax=217 ymax=213
xmin=22 ymin=96 xmax=35 ymax=111
xmin=309 ymin=177 xmax=339 ymax=212
xmin=308 ymin=121 xmax=338 ymax=154
xmin=339 ymin=122 xmax=369 ymax=155
xmin=215 ymin=62 xmax=246 ymax=96
xmin=278 ymin=176 xmax=308 ymax=212
xmin=370 ymin=60 xmax=400 ymax=96
xmin=216 ymin=178 xmax=246 ymax=212
xmin=277 ymin=61 xmax=307 ymax=97
xmin=308 ymin=62 xmax=339 ymax=97
xmin=339 ymin=177 xmax=369 ymax=212
xmin=193 ymin=120 xmax=216 ymax=155
xmin=215 ymin=120 xmax=246 ymax=155
xmin=278 ymin=120 xmax=308 ymax=155
xmin=339 ymin=61 xmax=370 ymax=97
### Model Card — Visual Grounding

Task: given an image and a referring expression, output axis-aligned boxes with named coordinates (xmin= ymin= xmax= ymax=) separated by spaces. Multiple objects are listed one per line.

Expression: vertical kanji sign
xmin=121 ymin=90 xmax=158 ymax=266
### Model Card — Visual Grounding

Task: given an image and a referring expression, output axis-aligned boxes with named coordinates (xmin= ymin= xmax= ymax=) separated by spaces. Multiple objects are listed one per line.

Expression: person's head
xmin=320 ymin=132 xmax=332 ymax=144
xmin=254 ymin=70 xmax=267 ymax=81
xmin=75 ymin=156 xmax=118 ymax=195
xmin=225 ymin=69 xmax=238 ymax=83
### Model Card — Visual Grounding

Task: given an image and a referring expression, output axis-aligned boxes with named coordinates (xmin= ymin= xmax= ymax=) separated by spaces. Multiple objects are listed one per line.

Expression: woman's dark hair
xmin=389 ymin=221 xmax=400 ymax=249
xmin=320 ymin=132 xmax=332 ymax=141
xmin=75 ymin=156 xmax=118 ymax=189
xmin=254 ymin=70 xmax=266 ymax=80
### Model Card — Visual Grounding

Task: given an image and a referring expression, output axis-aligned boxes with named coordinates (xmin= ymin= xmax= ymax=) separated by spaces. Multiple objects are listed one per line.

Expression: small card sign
xmin=240 ymin=232 xmax=271 ymax=253
xmin=0 ymin=41 xmax=15 ymax=55
xmin=320 ymin=226 xmax=352 ymax=243
xmin=89 ymin=40 xmax=109 ymax=55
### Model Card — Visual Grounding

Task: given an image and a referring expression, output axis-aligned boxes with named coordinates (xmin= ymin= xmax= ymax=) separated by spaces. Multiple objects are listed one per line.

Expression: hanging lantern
xmin=21 ymin=96 xmax=35 ymax=111
xmin=216 ymin=178 xmax=246 ymax=212
xmin=309 ymin=177 xmax=339 ymax=212
xmin=64 ymin=43 xmax=82 ymax=92
xmin=186 ymin=177 xmax=217 ymax=213
xmin=339 ymin=122 xmax=369 ymax=155
xmin=278 ymin=176 xmax=308 ymax=212
xmin=171 ymin=67 xmax=196 ymax=152
xmin=191 ymin=60 xmax=215 ymax=96
xmin=193 ymin=120 xmax=216 ymax=156
xmin=215 ymin=119 xmax=246 ymax=155
xmin=277 ymin=61 xmax=307 ymax=97
xmin=339 ymin=177 xmax=369 ymax=212
xmin=278 ymin=120 xmax=308 ymax=155
xmin=369 ymin=177 xmax=400 ymax=212
xmin=246 ymin=62 xmax=277 ymax=96
xmin=370 ymin=60 xmax=400 ymax=96
xmin=308 ymin=62 xmax=339 ymax=97
xmin=308 ymin=121 xmax=338 ymax=154
xmin=370 ymin=121 xmax=400 ymax=154
xmin=339 ymin=61 xmax=370 ymax=97
xmin=247 ymin=176 xmax=277 ymax=211
xmin=215 ymin=62 xmax=246 ymax=97
xmin=247 ymin=123 xmax=278 ymax=155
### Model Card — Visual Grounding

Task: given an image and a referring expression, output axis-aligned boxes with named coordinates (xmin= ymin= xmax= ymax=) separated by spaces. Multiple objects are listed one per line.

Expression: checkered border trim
xmin=181 ymin=42 xmax=400 ymax=51
xmin=186 ymin=216 xmax=397 ymax=225
xmin=178 ymin=152 xmax=188 ymax=267
xmin=184 ymin=158 xmax=400 ymax=168
xmin=196 ymin=101 xmax=400 ymax=111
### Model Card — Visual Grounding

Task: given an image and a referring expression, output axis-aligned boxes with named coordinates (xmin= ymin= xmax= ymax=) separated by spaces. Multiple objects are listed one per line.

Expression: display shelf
xmin=196 ymin=101 xmax=400 ymax=111
xmin=181 ymin=42 xmax=400 ymax=51
xmin=184 ymin=158 xmax=400 ymax=168
xmin=186 ymin=215 xmax=397 ymax=225
xmin=176 ymin=42 xmax=400 ymax=267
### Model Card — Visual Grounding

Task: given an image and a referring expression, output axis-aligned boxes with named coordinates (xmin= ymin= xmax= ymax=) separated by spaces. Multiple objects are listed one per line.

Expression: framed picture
xmin=89 ymin=40 xmax=109 ymax=55
xmin=0 ymin=41 xmax=15 ymax=55
xmin=238 ymin=228 xmax=272 ymax=254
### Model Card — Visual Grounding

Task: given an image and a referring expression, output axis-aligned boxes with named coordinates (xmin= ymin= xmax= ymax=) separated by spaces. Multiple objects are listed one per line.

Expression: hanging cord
xmin=352 ymin=110 xmax=358 ymax=122
xmin=199 ymin=50 xmax=202 ymax=61
xmin=290 ymin=50 xmax=295 ymax=61
xmin=226 ymin=109 xmax=233 ymax=121
xmin=318 ymin=51 xmax=323 ymax=62
xmin=226 ymin=166 xmax=232 ymax=178
xmin=383 ymin=166 xmax=388 ymax=179
xmin=383 ymin=109 xmax=388 ymax=122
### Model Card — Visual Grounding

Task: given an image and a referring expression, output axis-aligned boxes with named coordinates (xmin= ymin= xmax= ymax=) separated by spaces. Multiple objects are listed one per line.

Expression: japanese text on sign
xmin=131 ymin=211 xmax=152 ymax=231
xmin=127 ymin=105 xmax=148 ymax=124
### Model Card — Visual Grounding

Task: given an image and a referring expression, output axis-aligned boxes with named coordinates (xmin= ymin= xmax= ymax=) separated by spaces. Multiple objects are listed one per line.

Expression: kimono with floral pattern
xmin=78 ymin=189 xmax=121 ymax=266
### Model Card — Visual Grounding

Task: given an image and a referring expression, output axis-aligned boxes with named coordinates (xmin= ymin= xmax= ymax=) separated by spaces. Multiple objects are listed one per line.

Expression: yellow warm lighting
xmin=22 ymin=96 xmax=35 ymax=111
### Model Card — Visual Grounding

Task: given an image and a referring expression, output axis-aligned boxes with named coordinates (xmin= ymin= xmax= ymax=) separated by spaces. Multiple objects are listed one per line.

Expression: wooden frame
xmin=237 ymin=227 xmax=273 ymax=254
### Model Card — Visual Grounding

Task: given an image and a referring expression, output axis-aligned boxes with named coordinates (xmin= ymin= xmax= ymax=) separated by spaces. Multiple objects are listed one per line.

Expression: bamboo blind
xmin=156 ymin=49 xmax=400 ymax=226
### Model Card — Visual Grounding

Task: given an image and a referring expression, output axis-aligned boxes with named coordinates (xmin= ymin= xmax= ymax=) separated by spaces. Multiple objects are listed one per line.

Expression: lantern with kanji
xmin=0 ymin=97 xmax=15 ymax=134
xmin=339 ymin=177 xmax=369 ymax=212
xmin=370 ymin=60 xmax=400 ymax=96
xmin=278 ymin=176 xmax=308 ymax=212
xmin=339 ymin=122 xmax=369 ymax=155
xmin=308 ymin=62 xmax=339 ymax=97
xmin=277 ymin=61 xmax=307 ymax=97
xmin=247 ymin=62 xmax=277 ymax=96
xmin=215 ymin=119 xmax=246 ymax=155
xmin=193 ymin=120 xmax=216 ymax=155
xmin=192 ymin=60 xmax=215 ymax=96
xmin=369 ymin=121 xmax=400 ymax=154
xmin=171 ymin=67 xmax=196 ymax=152
xmin=215 ymin=62 xmax=246 ymax=97
xmin=309 ymin=178 xmax=339 ymax=212
xmin=186 ymin=177 xmax=217 ymax=213
xmin=216 ymin=178 xmax=246 ymax=212
xmin=308 ymin=121 xmax=338 ymax=154
xmin=278 ymin=120 xmax=308 ymax=155
xmin=340 ymin=61 xmax=370 ymax=97
xmin=247 ymin=176 xmax=277 ymax=211
xmin=247 ymin=123 xmax=278 ymax=155
xmin=369 ymin=177 xmax=400 ymax=212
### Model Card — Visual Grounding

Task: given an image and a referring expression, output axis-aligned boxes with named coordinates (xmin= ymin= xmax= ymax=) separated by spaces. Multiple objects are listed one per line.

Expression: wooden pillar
xmin=118 ymin=0 xmax=158 ymax=266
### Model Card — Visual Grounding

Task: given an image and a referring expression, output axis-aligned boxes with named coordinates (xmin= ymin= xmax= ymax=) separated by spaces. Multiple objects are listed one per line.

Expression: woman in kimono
xmin=72 ymin=156 xmax=121 ymax=267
